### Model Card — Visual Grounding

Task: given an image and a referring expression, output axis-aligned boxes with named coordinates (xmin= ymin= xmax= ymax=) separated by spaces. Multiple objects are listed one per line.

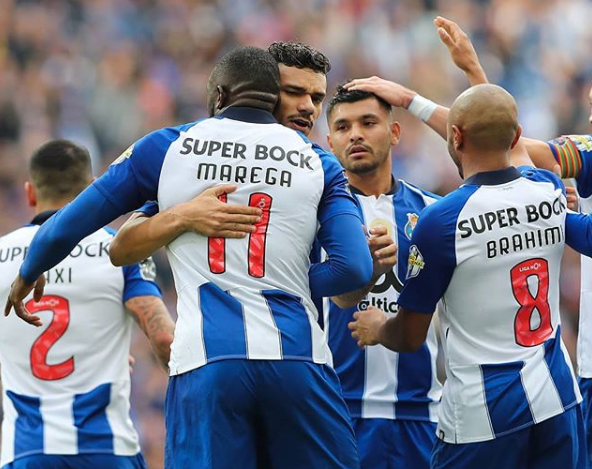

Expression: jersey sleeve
xmin=548 ymin=134 xmax=592 ymax=196
xmin=122 ymin=258 xmax=162 ymax=302
xmin=135 ymin=201 xmax=159 ymax=216
xmin=93 ymin=127 xmax=177 ymax=211
xmin=316 ymin=148 xmax=361 ymax=225
xmin=397 ymin=195 xmax=463 ymax=314
xmin=565 ymin=210 xmax=592 ymax=258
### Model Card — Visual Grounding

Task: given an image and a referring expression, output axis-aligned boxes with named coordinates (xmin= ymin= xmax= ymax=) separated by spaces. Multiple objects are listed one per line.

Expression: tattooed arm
xmin=124 ymin=296 xmax=175 ymax=372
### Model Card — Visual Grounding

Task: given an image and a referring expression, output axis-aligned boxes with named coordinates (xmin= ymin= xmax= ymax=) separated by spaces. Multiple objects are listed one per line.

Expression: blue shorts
xmin=2 ymin=453 xmax=146 ymax=469
xmin=579 ymin=377 xmax=592 ymax=466
xmin=165 ymin=360 xmax=359 ymax=469
xmin=431 ymin=405 xmax=586 ymax=469
xmin=352 ymin=418 xmax=436 ymax=469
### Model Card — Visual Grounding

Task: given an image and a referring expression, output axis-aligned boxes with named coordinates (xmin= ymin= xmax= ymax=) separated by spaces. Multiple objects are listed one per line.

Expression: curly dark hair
xmin=267 ymin=42 xmax=331 ymax=75
xmin=326 ymin=84 xmax=392 ymax=119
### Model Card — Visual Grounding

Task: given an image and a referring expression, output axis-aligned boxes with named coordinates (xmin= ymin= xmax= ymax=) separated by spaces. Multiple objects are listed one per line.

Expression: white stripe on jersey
xmin=41 ymin=395 xmax=77 ymax=455
xmin=106 ymin=381 xmax=140 ymax=455
xmin=358 ymin=194 xmax=401 ymax=419
xmin=579 ymin=195 xmax=592 ymax=377
xmin=231 ymin=289 xmax=282 ymax=360
xmin=1 ymin=395 xmax=16 ymax=464
xmin=520 ymin=347 xmax=564 ymax=424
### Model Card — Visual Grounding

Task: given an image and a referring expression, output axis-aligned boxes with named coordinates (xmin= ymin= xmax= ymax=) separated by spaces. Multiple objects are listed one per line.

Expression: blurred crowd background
xmin=0 ymin=0 xmax=591 ymax=467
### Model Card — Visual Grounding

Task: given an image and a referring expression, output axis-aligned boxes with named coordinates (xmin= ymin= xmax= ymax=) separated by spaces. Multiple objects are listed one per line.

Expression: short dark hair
xmin=28 ymin=139 xmax=92 ymax=201
xmin=210 ymin=46 xmax=280 ymax=96
xmin=267 ymin=42 xmax=331 ymax=75
xmin=326 ymin=85 xmax=393 ymax=120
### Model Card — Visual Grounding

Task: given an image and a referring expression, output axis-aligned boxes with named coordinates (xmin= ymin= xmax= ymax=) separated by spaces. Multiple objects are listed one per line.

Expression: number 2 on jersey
xmin=27 ymin=295 xmax=74 ymax=381
xmin=208 ymin=192 xmax=272 ymax=278
xmin=510 ymin=258 xmax=553 ymax=347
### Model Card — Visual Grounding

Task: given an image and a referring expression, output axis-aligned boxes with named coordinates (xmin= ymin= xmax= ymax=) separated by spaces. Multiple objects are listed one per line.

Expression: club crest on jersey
xmin=369 ymin=218 xmax=393 ymax=239
xmin=111 ymin=144 xmax=134 ymax=165
xmin=139 ymin=257 xmax=157 ymax=281
xmin=406 ymin=245 xmax=425 ymax=279
xmin=404 ymin=213 xmax=419 ymax=239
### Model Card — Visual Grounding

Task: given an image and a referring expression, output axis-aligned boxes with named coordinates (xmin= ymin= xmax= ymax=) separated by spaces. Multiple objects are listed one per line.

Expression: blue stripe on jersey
xmin=481 ymin=362 xmax=533 ymax=437
xmin=199 ymin=283 xmax=247 ymax=361
xmin=6 ymin=391 xmax=43 ymax=458
xmin=544 ymin=326 xmax=578 ymax=409
xmin=392 ymin=184 xmax=434 ymax=421
xmin=73 ymin=383 xmax=114 ymax=452
xmin=327 ymin=301 xmax=364 ymax=417
xmin=396 ymin=344 xmax=432 ymax=421
xmin=262 ymin=290 xmax=312 ymax=359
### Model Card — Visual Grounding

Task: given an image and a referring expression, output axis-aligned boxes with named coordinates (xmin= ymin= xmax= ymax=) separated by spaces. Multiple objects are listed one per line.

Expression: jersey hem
xmin=6 ymin=448 xmax=141 ymax=465
xmin=169 ymin=355 xmax=327 ymax=376
xmin=438 ymin=398 xmax=581 ymax=444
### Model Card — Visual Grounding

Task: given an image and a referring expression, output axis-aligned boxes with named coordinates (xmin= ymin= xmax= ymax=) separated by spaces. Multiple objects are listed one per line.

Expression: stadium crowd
xmin=1 ymin=0 xmax=591 ymax=467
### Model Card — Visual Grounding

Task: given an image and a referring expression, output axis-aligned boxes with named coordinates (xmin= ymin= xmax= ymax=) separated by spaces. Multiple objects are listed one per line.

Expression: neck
xmin=460 ymin=150 xmax=512 ymax=180
xmin=347 ymin=165 xmax=393 ymax=197
xmin=34 ymin=200 xmax=70 ymax=215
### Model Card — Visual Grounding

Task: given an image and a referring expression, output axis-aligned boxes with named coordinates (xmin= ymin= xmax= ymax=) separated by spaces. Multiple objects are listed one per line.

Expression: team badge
xmin=369 ymin=218 xmax=393 ymax=238
xmin=111 ymin=144 xmax=134 ymax=165
xmin=139 ymin=257 xmax=157 ymax=281
xmin=406 ymin=245 xmax=425 ymax=279
xmin=404 ymin=213 xmax=419 ymax=239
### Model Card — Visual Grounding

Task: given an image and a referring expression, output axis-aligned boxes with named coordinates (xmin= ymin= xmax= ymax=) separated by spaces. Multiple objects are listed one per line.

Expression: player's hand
xmin=348 ymin=306 xmax=387 ymax=347
xmin=4 ymin=274 xmax=46 ymax=327
xmin=434 ymin=16 xmax=488 ymax=85
xmin=368 ymin=226 xmax=397 ymax=281
xmin=175 ymin=184 xmax=262 ymax=238
xmin=553 ymin=164 xmax=579 ymax=211
xmin=129 ymin=355 xmax=136 ymax=374
xmin=344 ymin=76 xmax=416 ymax=109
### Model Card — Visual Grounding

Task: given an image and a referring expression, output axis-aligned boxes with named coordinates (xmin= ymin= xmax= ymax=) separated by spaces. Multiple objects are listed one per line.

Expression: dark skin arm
xmin=348 ymin=305 xmax=433 ymax=352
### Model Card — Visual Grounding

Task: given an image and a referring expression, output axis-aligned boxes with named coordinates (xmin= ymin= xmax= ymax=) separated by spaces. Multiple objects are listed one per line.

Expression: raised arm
xmin=344 ymin=16 xmax=488 ymax=140
xmin=110 ymin=185 xmax=262 ymax=266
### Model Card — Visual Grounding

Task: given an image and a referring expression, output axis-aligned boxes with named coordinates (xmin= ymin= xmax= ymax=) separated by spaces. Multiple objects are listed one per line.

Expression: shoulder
xmin=125 ymin=120 xmax=205 ymax=160
xmin=399 ymin=180 xmax=441 ymax=205
xmin=518 ymin=166 xmax=564 ymax=192
xmin=0 ymin=225 xmax=37 ymax=245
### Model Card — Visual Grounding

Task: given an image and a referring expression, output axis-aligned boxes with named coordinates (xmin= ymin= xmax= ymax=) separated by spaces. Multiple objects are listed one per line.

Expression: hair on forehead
xmin=326 ymin=84 xmax=393 ymax=120
xmin=267 ymin=42 xmax=331 ymax=75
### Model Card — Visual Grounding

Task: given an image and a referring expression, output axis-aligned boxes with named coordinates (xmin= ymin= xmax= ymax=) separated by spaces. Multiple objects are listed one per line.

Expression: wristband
xmin=407 ymin=94 xmax=438 ymax=122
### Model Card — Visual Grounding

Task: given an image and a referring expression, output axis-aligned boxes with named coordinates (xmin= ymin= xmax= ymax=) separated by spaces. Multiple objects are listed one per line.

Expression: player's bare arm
xmin=348 ymin=305 xmax=432 ymax=352
xmin=331 ymin=226 xmax=397 ymax=308
xmin=344 ymin=16 xmax=488 ymax=140
xmin=110 ymin=184 xmax=262 ymax=266
xmin=4 ymin=273 xmax=46 ymax=327
xmin=124 ymin=295 xmax=175 ymax=371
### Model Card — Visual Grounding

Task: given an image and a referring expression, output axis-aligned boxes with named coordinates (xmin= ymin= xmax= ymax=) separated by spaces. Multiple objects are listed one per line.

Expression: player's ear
xmin=216 ymin=85 xmax=227 ymax=110
xmin=510 ymin=124 xmax=522 ymax=150
xmin=452 ymin=125 xmax=463 ymax=150
xmin=24 ymin=181 xmax=37 ymax=208
xmin=390 ymin=121 xmax=401 ymax=146
xmin=326 ymin=133 xmax=334 ymax=152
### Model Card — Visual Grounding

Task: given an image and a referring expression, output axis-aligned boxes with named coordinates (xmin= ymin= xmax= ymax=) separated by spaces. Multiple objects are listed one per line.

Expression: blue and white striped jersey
xmin=0 ymin=212 xmax=161 ymax=466
xmin=398 ymin=167 xmax=582 ymax=443
xmin=323 ymin=180 xmax=442 ymax=422
xmin=92 ymin=107 xmax=368 ymax=376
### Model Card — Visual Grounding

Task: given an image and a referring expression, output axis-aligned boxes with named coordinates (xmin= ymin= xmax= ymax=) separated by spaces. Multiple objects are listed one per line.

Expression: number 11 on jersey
xmin=208 ymin=192 xmax=273 ymax=278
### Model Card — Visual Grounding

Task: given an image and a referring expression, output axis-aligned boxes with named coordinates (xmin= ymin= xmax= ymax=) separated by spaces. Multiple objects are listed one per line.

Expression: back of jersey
xmin=156 ymin=110 xmax=348 ymax=375
xmin=399 ymin=167 xmax=580 ymax=444
xmin=0 ymin=224 xmax=146 ymax=465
